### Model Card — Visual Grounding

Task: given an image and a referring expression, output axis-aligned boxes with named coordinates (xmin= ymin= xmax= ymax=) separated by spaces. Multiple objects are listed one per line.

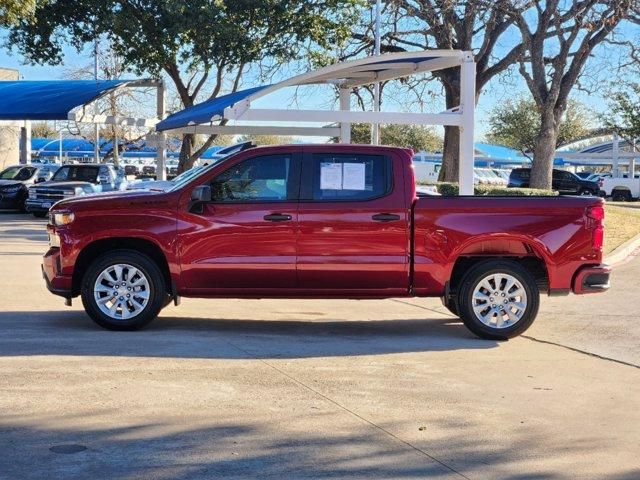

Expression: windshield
xmin=168 ymin=153 xmax=238 ymax=192
xmin=52 ymin=166 xmax=99 ymax=183
xmin=0 ymin=166 xmax=36 ymax=181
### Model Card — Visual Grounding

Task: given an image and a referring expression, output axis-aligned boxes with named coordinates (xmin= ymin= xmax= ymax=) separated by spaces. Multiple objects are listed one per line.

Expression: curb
xmin=605 ymin=231 xmax=640 ymax=267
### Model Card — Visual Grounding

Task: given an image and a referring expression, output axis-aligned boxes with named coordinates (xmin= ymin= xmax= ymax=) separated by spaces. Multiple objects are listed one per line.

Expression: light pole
xmin=371 ymin=0 xmax=381 ymax=145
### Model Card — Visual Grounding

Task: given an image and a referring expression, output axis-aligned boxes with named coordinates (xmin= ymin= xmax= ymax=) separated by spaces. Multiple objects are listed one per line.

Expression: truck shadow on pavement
xmin=0 ymin=310 xmax=497 ymax=359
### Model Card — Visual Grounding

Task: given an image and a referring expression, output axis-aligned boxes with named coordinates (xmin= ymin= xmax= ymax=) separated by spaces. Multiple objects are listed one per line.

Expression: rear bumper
xmin=572 ymin=264 xmax=610 ymax=294
xmin=42 ymin=247 xmax=73 ymax=298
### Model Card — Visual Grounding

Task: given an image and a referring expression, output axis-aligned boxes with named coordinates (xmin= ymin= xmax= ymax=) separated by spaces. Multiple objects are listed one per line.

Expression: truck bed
xmin=411 ymin=195 xmax=604 ymax=296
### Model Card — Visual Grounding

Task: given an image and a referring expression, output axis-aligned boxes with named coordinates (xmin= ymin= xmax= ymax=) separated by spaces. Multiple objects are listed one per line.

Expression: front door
xmin=296 ymin=150 xmax=409 ymax=295
xmin=179 ymin=152 xmax=301 ymax=293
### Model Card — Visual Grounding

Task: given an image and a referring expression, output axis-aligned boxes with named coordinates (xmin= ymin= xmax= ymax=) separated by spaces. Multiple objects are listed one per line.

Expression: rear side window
xmin=311 ymin=153 xmax=391 ymax=201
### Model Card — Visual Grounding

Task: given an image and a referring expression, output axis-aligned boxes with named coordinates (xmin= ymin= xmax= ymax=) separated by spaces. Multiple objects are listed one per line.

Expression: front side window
xmin=210 ymin=155 xmax=291 ymax=202
xmin=311 ymin=153 xmax=390 ymax=201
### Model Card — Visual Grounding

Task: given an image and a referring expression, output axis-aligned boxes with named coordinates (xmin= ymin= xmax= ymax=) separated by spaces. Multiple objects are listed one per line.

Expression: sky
xmin=0 ymin=17 xmax=637 ymax=143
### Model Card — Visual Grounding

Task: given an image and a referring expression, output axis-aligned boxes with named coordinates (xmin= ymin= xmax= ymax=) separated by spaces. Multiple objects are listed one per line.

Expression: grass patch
xmin=605 ymin=202 xmax=640 ymax=254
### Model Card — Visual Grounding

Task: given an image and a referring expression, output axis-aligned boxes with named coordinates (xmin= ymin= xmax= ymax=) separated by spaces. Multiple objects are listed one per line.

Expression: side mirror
xmin=191 ymin=185 xmax=211 ymax=203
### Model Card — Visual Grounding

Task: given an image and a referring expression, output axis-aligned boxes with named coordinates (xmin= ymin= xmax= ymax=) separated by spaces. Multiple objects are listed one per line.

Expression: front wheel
xmin=456 ymin=260 xmax=539 ymax=340
xmin=32 ymin=211 xmax=47 ymax=218
xmin=579 ymin=189 xmax=594 ymax=196
xmin=81 ymin=250 xmax=166 ymax=330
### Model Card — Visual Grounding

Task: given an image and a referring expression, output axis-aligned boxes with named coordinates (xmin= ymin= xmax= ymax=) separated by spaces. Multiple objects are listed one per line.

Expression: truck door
xmin=297 ymin=150 xmax=409 ymax=294
xmin=179 ymin=152 xmax=301 ymax=292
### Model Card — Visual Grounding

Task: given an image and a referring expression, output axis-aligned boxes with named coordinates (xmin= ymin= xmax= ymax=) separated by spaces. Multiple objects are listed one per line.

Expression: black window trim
xmin=206 ymin=152 xmax=302 ymax=205
xmin=299 ymin=150 xmax=394 ymax=203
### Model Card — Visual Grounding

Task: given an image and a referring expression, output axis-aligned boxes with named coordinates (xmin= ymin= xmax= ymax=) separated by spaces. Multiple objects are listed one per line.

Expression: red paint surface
xmin=42 ymin=144 xmax=607 ymax=300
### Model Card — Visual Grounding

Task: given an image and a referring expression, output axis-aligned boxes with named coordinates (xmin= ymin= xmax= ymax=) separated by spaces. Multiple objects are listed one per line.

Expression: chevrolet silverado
xmin=42 ymin=145 xmax=609 ymax=339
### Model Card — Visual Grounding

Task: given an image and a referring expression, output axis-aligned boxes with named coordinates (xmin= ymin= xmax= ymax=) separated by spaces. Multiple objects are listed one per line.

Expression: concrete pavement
xmin=0 ymin=213 xmax=638 ymax=479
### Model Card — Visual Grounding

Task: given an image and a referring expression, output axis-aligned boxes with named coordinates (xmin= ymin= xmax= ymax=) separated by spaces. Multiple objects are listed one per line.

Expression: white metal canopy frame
xmin=68 ymin=79 xmax=169 ymax=181
xmin=157 ymin=50 xmax=477 ymax=194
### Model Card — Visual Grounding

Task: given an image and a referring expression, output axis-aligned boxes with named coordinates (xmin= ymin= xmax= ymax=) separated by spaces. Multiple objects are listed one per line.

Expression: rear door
xmin=296 ymin=149 xmax=409 ymax=295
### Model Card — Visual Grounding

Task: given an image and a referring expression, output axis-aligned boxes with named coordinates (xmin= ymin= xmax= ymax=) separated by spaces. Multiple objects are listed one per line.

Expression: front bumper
xmin=0 ymin=190 xmax=24 ymax=210
xmin=572 ymin=264 xmax=611 ymax=294
xmin=26 ymin=199 xmax=53 ymax=213
xmin=42 ymin=247 xmax=72 ymax=298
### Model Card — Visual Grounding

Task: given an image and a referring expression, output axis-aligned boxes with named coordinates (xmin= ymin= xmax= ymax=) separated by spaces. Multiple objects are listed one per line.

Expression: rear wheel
xmin=81 ymin=250 xmax=166 ymax=330
xmin=612 ymin=190 xmax=632 ymax=202
xmin=579 ymin=189 xmax=594 ymax=196
xmin=457 ymin=260 xmax=539 ymax=340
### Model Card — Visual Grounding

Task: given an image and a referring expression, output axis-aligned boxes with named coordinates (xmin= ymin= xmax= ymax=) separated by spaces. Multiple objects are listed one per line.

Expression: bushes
xmin=424 ymin=182 xmax=558 ymax=197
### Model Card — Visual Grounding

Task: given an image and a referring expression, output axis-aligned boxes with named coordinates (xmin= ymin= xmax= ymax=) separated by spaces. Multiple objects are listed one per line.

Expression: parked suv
xmin=508 ymin=168 xmax=602 ymax=195
xmin=26 ymin=164 xmax=125 ymax=217
xmin=0 ymin=164 xmax=59 ymax=212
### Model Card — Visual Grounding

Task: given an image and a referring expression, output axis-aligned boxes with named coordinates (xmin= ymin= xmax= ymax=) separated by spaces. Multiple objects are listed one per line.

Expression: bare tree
xmin=504 ymin=0 xmax=635 ymax=189
xmin=342 ymin=1 xmax=528 ymax=181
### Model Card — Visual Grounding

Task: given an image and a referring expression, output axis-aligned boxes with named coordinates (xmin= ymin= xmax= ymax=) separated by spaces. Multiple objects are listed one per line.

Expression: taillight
xmin=587 ymin=205 xmax=604 ymax=251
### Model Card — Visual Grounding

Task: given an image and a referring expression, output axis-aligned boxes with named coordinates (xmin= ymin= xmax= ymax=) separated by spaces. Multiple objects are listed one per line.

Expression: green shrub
xmin=420 ymin=182 xmax=557 ymax=197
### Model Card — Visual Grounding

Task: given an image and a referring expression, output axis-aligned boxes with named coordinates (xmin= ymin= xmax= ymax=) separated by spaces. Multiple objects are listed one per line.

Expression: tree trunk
xmin=438 ymin=75 xmax=461 ymax=182
xmin=529 ymin=113 xmax=558 ymax=190
xmin=177 ymin=133 xmax=196 ymax=173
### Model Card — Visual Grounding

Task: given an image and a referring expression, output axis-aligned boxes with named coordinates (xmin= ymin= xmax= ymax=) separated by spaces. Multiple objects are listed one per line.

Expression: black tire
xmin=612 ymin=190 xmax=632 ymax=202
xmin=457 ymin=259 xmax=539 ymax=340
xmin=579 ymin=189 xmax=594 ymax=196
xmin=33 ymin=211 xmax=47 ymax=218
xmin=80 ymin=250 xmax=166 ymax=330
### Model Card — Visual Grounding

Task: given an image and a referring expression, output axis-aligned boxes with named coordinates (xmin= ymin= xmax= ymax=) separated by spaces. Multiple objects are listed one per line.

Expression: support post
xmin=19 ymin=121 xmax=31 ymax=164
xmin=458 ymin=52 xmax=476 ymax=195
xmin=630 ymin=139 xmax=636 ymax=179
xmin=339 ymin=87 xmax=351 ymax=143
xmin=155 ymin=81 xmax=167 ymax=181
xmin=612 ymin=132 xmax=619 ymax=178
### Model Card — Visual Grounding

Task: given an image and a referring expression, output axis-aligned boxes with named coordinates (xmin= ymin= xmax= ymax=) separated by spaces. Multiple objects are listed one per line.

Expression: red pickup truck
xmin=42 ymin=144 xmax=610 ymax=339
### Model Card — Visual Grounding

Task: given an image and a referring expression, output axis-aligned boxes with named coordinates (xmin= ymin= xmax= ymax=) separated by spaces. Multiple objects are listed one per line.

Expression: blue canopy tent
xmin=0 ymin=80 xmax=133 ymax=120
xmin=0 ymin=79 xmax=168 ymax=176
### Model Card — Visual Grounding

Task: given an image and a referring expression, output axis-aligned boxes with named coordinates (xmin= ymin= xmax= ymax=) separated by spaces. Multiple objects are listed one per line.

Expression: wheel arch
xmin=72 ymin=237 xmax=173 ymax=297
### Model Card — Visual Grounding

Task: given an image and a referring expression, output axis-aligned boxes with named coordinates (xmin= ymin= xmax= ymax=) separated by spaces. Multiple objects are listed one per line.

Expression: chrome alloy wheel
xmin=93 ymin=263 xmax=151 ymax=320
xmin=471 ymin=273 xmax=527 ymax=329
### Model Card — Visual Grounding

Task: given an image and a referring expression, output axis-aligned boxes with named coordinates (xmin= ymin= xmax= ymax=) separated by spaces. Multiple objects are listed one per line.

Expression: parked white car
xmin=602 ymin=175 xmax=640 ymax=201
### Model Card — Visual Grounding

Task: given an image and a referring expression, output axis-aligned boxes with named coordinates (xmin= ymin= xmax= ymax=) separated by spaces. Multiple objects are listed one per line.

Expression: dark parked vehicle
xmin=509 ymin=168 xmax=602 ymax=195
xmin=0 ymin=164 xmax=59 ymax=211
xmin=141 ymin=165 xmax=156 ymax=177
xmin=124 ymin=164 xmax=140 ymax=176
xmin=26 ymin=164 xmax=125 ymax=217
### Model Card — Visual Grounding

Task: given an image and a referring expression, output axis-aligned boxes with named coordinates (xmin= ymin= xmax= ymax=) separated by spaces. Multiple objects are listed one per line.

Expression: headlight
xmin=53 ymin=212 xmax=75 ymax=226
xmin=1 ymin=185 xmax=20 ymax=193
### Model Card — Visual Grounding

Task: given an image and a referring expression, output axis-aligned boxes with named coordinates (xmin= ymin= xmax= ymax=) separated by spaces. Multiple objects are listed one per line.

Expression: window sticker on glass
xmin=342 ymin=163 xmax=366 ymax=190
xmin=320 ymin=162 xmax=343 ymax=190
